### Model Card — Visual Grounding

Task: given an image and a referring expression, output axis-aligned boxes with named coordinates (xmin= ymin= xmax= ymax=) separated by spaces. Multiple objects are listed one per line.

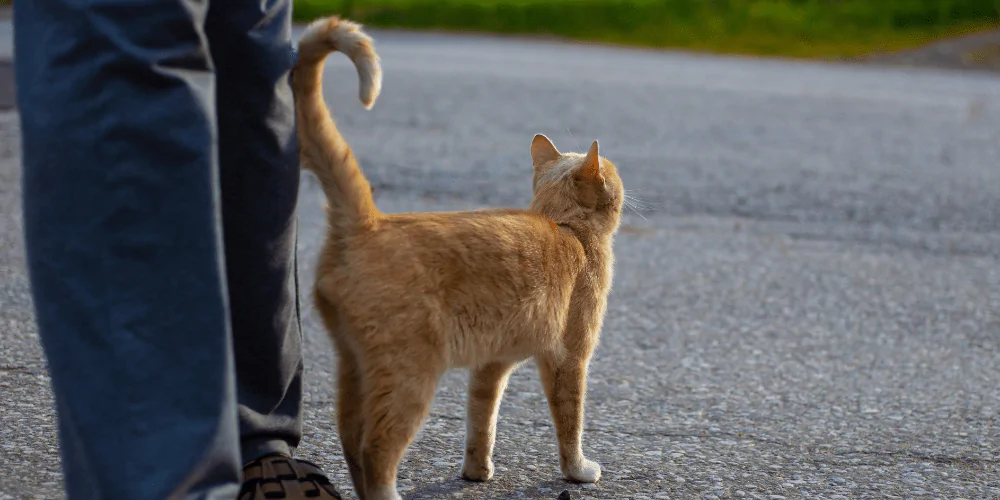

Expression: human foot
xmin=240 ymin=453 xmax=343 ymax=499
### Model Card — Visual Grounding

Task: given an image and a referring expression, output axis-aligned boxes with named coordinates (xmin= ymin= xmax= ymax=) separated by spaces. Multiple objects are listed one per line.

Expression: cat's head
xmin=528 ymin=134 xmax=624 ymax=237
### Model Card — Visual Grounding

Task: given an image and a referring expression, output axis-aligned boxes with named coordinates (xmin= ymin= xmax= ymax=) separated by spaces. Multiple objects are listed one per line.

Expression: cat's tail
xmin=293 ymin=16 xmax=382 ymax=228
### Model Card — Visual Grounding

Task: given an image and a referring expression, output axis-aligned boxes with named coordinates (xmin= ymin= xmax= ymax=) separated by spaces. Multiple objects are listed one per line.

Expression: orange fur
xmin=293 ymin=17 xmax=625 ymax=500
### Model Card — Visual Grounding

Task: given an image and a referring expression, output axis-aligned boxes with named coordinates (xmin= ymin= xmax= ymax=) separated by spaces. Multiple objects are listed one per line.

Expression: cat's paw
xmin=366 ymin=485 xmax=402 ymax=500
xmin=461 ymin=455 xmax=495 ymax=482
xmin=563 ymin=457 xmax=601 ymax=483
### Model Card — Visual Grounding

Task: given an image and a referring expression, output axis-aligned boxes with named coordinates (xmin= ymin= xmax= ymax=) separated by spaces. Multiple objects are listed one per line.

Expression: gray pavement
xmin=2 ymin=21 xmax=1000 ymax=500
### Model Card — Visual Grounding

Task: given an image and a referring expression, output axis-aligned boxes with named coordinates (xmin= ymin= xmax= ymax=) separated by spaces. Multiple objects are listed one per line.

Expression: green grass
xmin=293 ymin=0 xmax=1000 ymax=59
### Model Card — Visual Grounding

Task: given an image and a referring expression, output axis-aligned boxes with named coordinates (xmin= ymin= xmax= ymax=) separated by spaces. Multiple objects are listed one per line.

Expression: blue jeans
xmin=15 ymin=0 xmax=303 ymax=497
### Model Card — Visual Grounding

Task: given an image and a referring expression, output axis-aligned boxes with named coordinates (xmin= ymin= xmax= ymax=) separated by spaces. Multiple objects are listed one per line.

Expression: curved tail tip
xmin=299 ymin=15 xmax=383 ymax=110
xmin=361 ymin=68 xmax=382 ymax=110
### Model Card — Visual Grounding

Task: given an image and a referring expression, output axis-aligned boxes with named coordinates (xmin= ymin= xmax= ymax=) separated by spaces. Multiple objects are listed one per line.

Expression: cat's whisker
xmin=622 ymin=198 xmax=647 ymax=220
xmin=624 ymin=195 xmax=664 ymax=211
xmin=624 ymin=192 xmax=654 ymax=201
xmin=623 ymin=198 xmax=645 ymax=211
xmin=627 ymin=203 xmax=658 ymax=212
xmin=566 ymin=127 xmax=582 ymax=151
xmin=625 ymin=189 xmax=663 ymax=201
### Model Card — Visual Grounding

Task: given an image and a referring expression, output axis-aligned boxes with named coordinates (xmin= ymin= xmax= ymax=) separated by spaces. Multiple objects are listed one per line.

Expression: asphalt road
xmin=2 ymin=23 xmax=1000 ymax=500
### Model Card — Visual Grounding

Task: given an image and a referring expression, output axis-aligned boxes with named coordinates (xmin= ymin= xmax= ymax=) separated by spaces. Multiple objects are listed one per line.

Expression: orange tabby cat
xmin=293 ymin=16 xmax=625 ymax=500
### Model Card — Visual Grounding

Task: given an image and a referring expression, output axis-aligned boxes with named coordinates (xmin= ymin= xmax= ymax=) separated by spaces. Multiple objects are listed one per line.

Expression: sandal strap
xmin=239 ymin=453 xmax=342 ymax=500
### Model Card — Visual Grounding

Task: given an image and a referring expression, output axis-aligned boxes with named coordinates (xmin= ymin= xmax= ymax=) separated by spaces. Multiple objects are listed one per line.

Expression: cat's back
xmin=333 ymin=208 xmax=585 ymax=307
xmin=379 ymin=208 xmax=584 ymax=273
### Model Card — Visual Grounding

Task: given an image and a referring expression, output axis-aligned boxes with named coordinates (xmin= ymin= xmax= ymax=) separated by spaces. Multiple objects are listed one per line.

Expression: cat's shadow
xmin=404 ymin=476 xmax=583 ymax=499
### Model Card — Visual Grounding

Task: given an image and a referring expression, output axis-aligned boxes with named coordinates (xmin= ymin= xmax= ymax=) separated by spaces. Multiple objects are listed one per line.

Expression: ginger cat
xmin=293 ymin=17 xmax=625 ymax=500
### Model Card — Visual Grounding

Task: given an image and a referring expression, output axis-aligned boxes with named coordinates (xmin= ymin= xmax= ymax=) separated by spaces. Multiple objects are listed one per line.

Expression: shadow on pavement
xmin=0 ymin=61 xmax=13 ymax=110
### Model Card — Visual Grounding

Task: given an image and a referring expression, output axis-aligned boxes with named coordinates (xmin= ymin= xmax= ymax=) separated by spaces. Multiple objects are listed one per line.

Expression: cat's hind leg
xmin=359 ymin=355 xmax=441 ymax=500
xmin=334 ymin=338 xmax=366 ymax=498
xmin=461 ymin=361 xmax=518 ymax=482
xmin=537 ymin=353 xmax=601 ymax=483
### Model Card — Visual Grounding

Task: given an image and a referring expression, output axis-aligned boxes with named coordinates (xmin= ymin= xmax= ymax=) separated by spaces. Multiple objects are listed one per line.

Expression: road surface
xmin=1 ymin=22 xmax=999 ymax=500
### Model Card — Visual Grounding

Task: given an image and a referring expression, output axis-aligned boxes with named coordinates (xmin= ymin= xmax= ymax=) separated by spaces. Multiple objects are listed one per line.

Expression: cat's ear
xmin=531 ymin=134 xmax=561 ymax=167
xmin=579 ymin=140 xmax=605 ymax=184
xmin=574 ymin=140 xmax=607 ymax=209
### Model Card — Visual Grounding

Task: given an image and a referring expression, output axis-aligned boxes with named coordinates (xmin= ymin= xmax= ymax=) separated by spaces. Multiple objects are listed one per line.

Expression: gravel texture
xmin=2 ymin=23 xmax=999 ymax=500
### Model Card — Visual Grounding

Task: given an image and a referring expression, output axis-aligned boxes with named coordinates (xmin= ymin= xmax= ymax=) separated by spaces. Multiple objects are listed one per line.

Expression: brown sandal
xmin=239 ymin=453 xmax=342 ymax=499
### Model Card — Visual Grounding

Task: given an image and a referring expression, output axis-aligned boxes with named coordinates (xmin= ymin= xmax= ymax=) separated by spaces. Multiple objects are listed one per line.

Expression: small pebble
xmin=558 ymin=490 xmax=572 ymax=500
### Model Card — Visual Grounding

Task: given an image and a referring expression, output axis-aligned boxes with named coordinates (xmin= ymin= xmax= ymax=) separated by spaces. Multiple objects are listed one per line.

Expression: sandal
xmin=239 ymin=453 xmax=343 ymax=499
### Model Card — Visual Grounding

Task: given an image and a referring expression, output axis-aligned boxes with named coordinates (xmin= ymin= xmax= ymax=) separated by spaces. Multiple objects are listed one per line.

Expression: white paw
xmin=461 ymin=455 xmax=494 ymax=482
xmin=563 ymin=457 xmax=601 ymax=483
xmin=366 ymin=485 xmax=402 ymax=500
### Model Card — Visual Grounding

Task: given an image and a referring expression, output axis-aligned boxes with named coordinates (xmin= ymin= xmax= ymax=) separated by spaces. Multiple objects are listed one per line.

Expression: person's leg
xmin=15 ymin=0 xmax=241 ymax=498
xmin=203 ymin=0 xmax=304 ymax=463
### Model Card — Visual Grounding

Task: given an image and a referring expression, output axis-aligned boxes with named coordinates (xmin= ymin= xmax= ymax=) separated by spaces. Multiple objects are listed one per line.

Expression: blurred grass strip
xmin=293 ymin=0 xmax=1000 ymax=59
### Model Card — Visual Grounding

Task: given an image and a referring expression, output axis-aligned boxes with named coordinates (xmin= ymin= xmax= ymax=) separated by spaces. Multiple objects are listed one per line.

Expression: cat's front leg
xmin=462 ymin=361 xmax=517 ymax=481
xmin=537 ymin=354 xmax=602 ymax=483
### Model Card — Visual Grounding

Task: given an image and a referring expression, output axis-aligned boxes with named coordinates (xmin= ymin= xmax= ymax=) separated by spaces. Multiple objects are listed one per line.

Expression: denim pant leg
xmin=15 ymin=1 xmax=242 ymax=498
xmin=204 ymin=0 xmax=304 ymax=464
